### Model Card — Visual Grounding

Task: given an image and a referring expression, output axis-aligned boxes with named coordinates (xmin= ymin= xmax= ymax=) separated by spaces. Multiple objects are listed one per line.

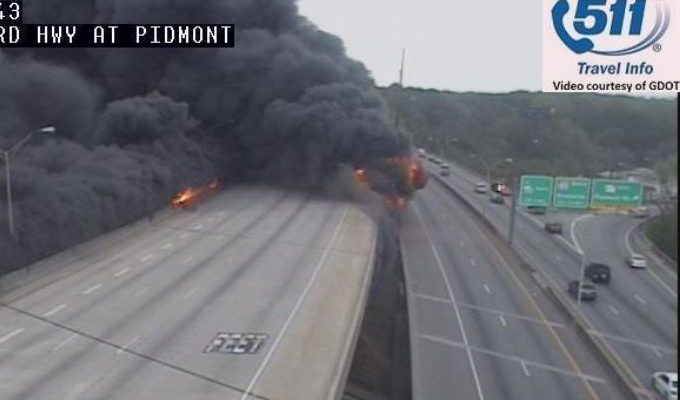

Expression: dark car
xmin=526 ymin=205 xmax=547 ymax=215
xmin=568 ymin=281 xmax=597 ymax=301
xmin=490 ymin=193 xmax=504 ymax=204
xmin=585 ymin=263 xmax=611 ymax=284
xmin=544 ymin=222 xmax=562 ymax=234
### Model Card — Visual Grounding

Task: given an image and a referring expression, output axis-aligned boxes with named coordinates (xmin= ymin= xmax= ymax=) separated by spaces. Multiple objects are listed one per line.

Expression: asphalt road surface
xmin=427 ymin=160 xmax=677 ymax=399
xmin=0 ymin=186 xmax=376 ymax=400
xmin=401 ymin=182 xmax=631 ymax=400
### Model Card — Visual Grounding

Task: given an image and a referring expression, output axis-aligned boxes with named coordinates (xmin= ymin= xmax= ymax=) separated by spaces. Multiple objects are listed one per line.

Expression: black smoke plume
xmin=0 ymin=0 xmax=409 ymax=273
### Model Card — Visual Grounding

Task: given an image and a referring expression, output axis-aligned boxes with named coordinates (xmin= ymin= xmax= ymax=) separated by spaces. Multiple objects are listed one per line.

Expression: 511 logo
xmin=543 ymin=0 xmax=679 ymax=93
xmin=552 ymin=0 xmax=670 ymax=55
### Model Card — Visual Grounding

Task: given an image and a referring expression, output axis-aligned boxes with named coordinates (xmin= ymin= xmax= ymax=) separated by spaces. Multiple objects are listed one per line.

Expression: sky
xmin=297 ymin=0 xmax=542 ymax=93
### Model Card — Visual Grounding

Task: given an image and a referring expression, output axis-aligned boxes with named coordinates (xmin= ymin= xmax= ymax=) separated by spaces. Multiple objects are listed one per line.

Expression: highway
xmin=427 ymin=159 xmax=678 ymax=399
xmin=0 ymin=186 xmax=376 ymax=400
xmin=401 ymin=182 xmax=629 ymax=400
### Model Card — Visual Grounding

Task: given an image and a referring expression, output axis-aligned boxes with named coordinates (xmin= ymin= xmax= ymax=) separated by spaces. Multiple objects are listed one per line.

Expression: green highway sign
xmin=553 ymin=177 xmax=591 ymax=209
xmin=519 ymin=175 xmax=553 ymax=207
xmin=590 ymin=179 xmax=643 ymax=208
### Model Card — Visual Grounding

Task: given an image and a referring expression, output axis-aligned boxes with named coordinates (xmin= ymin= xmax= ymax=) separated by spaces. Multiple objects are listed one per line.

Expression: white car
xmin=628 ymin=254 xmax=648 ymax=269
xmin=652 ymin=372 xmax=677 ymax=400
xmin=474 ymin=182 xmax=488 ymax=194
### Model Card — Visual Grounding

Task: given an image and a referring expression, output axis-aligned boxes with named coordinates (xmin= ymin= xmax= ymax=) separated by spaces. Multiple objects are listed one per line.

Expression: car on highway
xmin=544 ymin=222 xmax=562 ymax=234
xmin=418 ymin=148 xmax=427 ymax=158
xmin=433 ymin=158 xmax=442 ymax=165
xmin=499 ymin=186 xmax=512 ymax=197
xmin=440 ymin=163 xmax=450 ymax=176
xmin=490 ymin=192 xmax=504 ymax=204
xmin=568 ymin=281 xmax=597 ymax=301
xmin=474 ymin=182 xmax=488 ymax=193
xmin=628 ymin=254 xmax=648 ymax=269
xmin=585 ymin=263 xmax=611 ymax=284
xmin=526 ymin=205 xmax=547 ymax=215
xmin=652 ymin=372 xmax=678 ymax=400
xmin=427 ymin=155 xmax=436 ymax=162
xmin=628 ymin=206 xmax=649 ymax=218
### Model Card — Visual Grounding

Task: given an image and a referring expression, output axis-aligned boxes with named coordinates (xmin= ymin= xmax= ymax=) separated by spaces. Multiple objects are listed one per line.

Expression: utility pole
xmin=399 ymin=48 xmax=406 ymax=87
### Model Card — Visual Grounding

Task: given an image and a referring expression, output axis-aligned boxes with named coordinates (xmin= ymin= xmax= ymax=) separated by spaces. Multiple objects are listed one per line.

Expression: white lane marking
xmin=413 ymin=292 xmax=451 ymax=304
xmin=555 ymin=255 xmax=562 ymax=261
xmin=653 ymin=348 xmax=663 ymax=358
xmin=82 ymin=284 xmax=102 ymax=295
xmin=114 ymin=267 xmax=132 ymax=277
xmin=586 ymin=329 xmax=677 ymax=354
xmin=470 ymin=259 xmax=477 ymax=267
xmin=634 ymin=295 xmax=647 ymax=305
xmin=623 ymin=221 xmax=640 ymax=256
xmin=183 ymin=286 xmax=200 ymax=300
xmin=413 ymin=204 xmax=485 ymax=400
xmin=647 ymin=268 xmax=677 ymax=297
xmin=139 ymin=254 xmax=154 ymax=263
xmin=193 ymin=224 xmax=203 ymax=230
xmin=483 ymin=284 xmax=491 ymax=294
xmin=443 ymin=197 xmax=600 ymax=399
xmin=52 ymin=333 xmax=78 ymax=352
xmin=499 ymin=315 xmax=507 ymax=328
xmin=161 ymin=242 xmax=173 ymax=250
xmin=570 ymin=214 xmax=593 ymax=255
xmin=239 ymin=206 xmax=350 ymax=400
xmin=608 ymin=305 xmax=619 ymax=316
xmin=459 ymin=240 xmax=466 ymax=247
xmin=521 ymin=360 xmax=531 ymax=377
xmin=116 ymin=335 xmax=141 ymax=355
xmin=44 ymin=304 xmax=67 ymax=317
xmin=134 ymin=286 xmax=150 ymax=298
xmin=208 ymin=217 xmax=216 ymax=223
xmin=418 ymin=333 xmax=605 ymax=384
xmin=179 ymin=232 xmax=190 ymax=239
xmin=0 ymin=328 xmax=25 ymax=344
xmin=183 ymin=255 xmax=195 ymax=265
xmin=217 ymin=211 xmax=226 ymax=216
xmin=412 ymin=292 xmax=565 ymax=328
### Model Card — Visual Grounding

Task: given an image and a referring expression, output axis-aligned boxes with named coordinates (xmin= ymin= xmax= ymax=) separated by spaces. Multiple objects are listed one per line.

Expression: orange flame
xmin=171 ymin=178 xmax=220 ymax=209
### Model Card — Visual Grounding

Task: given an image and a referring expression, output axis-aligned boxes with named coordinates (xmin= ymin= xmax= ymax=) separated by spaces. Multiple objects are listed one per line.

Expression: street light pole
xmin=1 ymin=126 xmax=56 ymax=237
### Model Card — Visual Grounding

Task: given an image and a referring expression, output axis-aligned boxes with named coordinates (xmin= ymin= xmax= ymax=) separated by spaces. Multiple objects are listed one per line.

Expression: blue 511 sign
xmin=552 ymin=0 xmax=670 ymax=55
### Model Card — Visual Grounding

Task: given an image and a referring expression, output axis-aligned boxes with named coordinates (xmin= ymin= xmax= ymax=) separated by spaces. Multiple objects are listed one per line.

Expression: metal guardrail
xmin=429 ymin=172 xmax=646 ymax=400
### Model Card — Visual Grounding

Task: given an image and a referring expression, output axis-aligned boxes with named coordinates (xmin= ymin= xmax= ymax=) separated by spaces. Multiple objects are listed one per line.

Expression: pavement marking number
xmin=205 ymin=333 xmax=268 ymax=355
